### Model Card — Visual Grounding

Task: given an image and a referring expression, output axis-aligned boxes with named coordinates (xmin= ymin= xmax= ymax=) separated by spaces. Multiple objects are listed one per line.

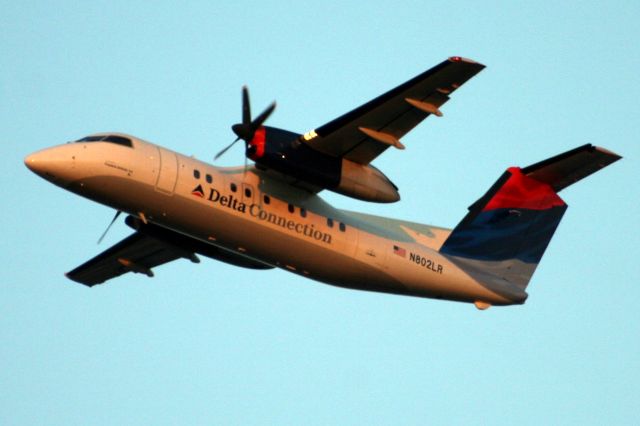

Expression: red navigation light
xmin=450 ymin=56 xmax=462 ymax=62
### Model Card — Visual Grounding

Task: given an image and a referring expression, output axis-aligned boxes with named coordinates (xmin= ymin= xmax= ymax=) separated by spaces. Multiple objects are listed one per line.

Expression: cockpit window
xmin=77 ymin=136 xmax=104 ymax=142
xmin=76 ymin=135 xmax=133 ymax=148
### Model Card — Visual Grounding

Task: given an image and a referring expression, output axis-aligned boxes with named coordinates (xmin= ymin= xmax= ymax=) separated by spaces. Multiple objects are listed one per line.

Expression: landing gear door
xmin=155 ymin=147 xmax=178 ymax=194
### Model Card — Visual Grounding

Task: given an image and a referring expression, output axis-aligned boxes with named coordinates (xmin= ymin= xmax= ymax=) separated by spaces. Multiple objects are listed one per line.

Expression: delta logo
xmin=192 ymin=184 xmax=205 ymax=198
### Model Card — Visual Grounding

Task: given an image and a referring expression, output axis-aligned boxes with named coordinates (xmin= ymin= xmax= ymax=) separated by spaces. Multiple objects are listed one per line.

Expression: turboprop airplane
xmin=25 ymin=57 xmax=621 ymax=309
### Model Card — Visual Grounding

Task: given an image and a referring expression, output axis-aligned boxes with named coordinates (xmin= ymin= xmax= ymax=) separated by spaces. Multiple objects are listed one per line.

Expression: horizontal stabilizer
xmin=522 ymin=144 xmax=621 ymax=192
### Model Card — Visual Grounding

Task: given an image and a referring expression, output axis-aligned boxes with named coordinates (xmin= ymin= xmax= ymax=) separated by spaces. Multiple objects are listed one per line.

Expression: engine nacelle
xmin=334 ymin=160 xmax=400 ymax=203
xmin=248 ymin=126 xmax=399 ymax=203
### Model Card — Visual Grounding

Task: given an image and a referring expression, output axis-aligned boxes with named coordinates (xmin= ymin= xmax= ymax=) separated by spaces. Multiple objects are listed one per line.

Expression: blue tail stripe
xmin=440 ymin=205 xmax=567 ymax=263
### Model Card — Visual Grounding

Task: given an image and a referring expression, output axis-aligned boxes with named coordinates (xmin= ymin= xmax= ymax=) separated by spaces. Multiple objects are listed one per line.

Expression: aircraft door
xmin=155 ymin=147 xmax=178 ymax=194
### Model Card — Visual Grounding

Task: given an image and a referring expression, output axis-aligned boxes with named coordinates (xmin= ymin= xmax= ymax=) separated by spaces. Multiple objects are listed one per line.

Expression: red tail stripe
xmin=483 ymin=167 xmax=565 ymax=211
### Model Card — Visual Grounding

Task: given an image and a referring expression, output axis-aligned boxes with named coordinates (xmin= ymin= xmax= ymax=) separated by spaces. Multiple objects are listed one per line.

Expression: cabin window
xmin=206 ymin=174 xmax=212 ymax=184
xmin=327 ymin=218 xmax=334 ymax=228
xmin=193 ymin=169 xmax=201 ymax=179
xmin=288 ymin=204 xmax=295 ymax=213
xmin=244 ymin=188 xmax=252 ymax=198
xmin=339 ymin=222 xmax=346 ymax=232
xmin=300 ymin=208 xmax=307 ymax=218
xmin=230 ymin=183 xmax=237 ymax=192
xmin=263 ymin=195 xmax=271 ymax=205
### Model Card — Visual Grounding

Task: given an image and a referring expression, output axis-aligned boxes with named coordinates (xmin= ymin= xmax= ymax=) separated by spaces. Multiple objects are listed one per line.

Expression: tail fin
xmin=440 ymin=144 xmax=621 ymax=300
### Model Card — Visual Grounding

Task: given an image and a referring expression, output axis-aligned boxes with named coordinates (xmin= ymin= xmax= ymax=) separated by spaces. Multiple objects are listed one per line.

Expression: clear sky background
xmin=2 ymin=1 xmax=639 ymax=424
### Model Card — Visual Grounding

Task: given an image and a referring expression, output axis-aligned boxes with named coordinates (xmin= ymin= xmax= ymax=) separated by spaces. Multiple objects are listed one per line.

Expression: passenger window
xmin=194 ymin=169 xmax=200 ymax=179
xmin=339 ymin=222 xmax=346 ymax=232
xmin=288 ymin=204 xmax=295 ymax=213
xmin=206 ymin=174 xmax=212 ymax=183
xmin=230 ymin=183 xmax=237 ymax=192
xmin=244 ymin=188 xmax=252 ymax=198
xmin=300 ymin=208 xmax=307 ymax=218
xmin=327 ymin=218 xmax=334 ymax=228
xmin=263 ymin=195 xmax=271 ymax=205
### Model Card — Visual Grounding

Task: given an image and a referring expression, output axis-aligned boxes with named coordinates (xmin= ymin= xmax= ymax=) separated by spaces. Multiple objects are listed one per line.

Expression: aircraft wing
xmin=302 ymin=57 xmax=485 ymax=165
xmin=66 ymin=217 xmax=274 ymax=286
xmin=66 ymin=232 xmax=196 ymax=286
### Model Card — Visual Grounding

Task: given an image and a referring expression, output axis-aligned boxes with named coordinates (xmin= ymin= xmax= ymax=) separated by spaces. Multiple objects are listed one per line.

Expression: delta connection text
xmin=193 ymin=185 xmax=332 ymax=244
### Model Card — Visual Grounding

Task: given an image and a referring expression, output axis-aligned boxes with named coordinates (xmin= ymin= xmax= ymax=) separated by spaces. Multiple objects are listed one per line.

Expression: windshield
xmin=76 ymin=135 xmax=133 ymax=148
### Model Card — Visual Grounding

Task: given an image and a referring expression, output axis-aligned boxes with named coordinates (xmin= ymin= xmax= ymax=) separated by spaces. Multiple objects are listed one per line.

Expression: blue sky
xmin=2 ymin=1 xmax=639 ymax=424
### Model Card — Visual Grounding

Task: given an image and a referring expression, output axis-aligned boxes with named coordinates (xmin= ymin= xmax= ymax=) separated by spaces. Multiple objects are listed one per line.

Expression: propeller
xmin=97 ymin=210 xmax=122 ymax=244
xmin=214 ymin=86 xmax=276 ymax=161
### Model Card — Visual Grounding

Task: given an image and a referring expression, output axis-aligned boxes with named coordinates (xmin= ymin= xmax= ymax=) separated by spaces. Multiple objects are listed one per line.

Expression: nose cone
xmin=24 ymin=151 xmax=45 ymax=174
xmin=24 ymin=146 xmax=76 ymax=186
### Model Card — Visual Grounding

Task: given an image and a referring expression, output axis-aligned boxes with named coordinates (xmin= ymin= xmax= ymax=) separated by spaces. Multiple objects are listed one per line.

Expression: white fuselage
xmin=25 ymin=134 xmax=518 ymax=306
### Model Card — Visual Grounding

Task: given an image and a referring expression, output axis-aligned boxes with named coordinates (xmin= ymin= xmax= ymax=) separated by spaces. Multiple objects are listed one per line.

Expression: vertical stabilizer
xmin=440 ymin=144 xmax=621 ymax=299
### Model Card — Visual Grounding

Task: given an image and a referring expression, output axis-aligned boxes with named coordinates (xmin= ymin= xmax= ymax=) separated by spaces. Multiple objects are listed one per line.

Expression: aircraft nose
xmin=24 ymin=146 xmax=76 ymax=185
xmin=24 ymin=151 xmax=44 ymax=173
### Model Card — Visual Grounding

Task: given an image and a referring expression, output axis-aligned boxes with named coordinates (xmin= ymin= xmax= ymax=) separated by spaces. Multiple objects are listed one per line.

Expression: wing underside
xmin=66 ymin=232 xmax=195 ymax=287
xmin=67 ymin=219 xmax=274 ymax=286
xmin=66 ymin=232 xmax=193 ymax=286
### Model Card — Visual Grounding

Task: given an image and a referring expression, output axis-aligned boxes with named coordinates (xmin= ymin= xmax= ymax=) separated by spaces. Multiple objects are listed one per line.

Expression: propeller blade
xmin=251 ymin=101 xmax=276 ymax=133
xmin=214 ymin=137 xmax=241 ymax=161
xmin=97 ymin=210 xmax=122 ymax=244
xmin=241 ymin=86 xmax=251 ymax=125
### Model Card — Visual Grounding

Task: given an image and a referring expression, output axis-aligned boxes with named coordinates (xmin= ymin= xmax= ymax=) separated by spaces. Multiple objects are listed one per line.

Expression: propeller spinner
xmin=214 ymin=86 xmax=276 ymax=161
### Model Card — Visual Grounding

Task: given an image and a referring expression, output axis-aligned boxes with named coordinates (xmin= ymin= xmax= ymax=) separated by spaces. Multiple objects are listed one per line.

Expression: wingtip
xmin=65 ymin=271 xmax=98 ymax=287
xmin=592 ymin=145 xmax=623 ymax=161
xmin=449 ymin=56 xmax=486 ymax=68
